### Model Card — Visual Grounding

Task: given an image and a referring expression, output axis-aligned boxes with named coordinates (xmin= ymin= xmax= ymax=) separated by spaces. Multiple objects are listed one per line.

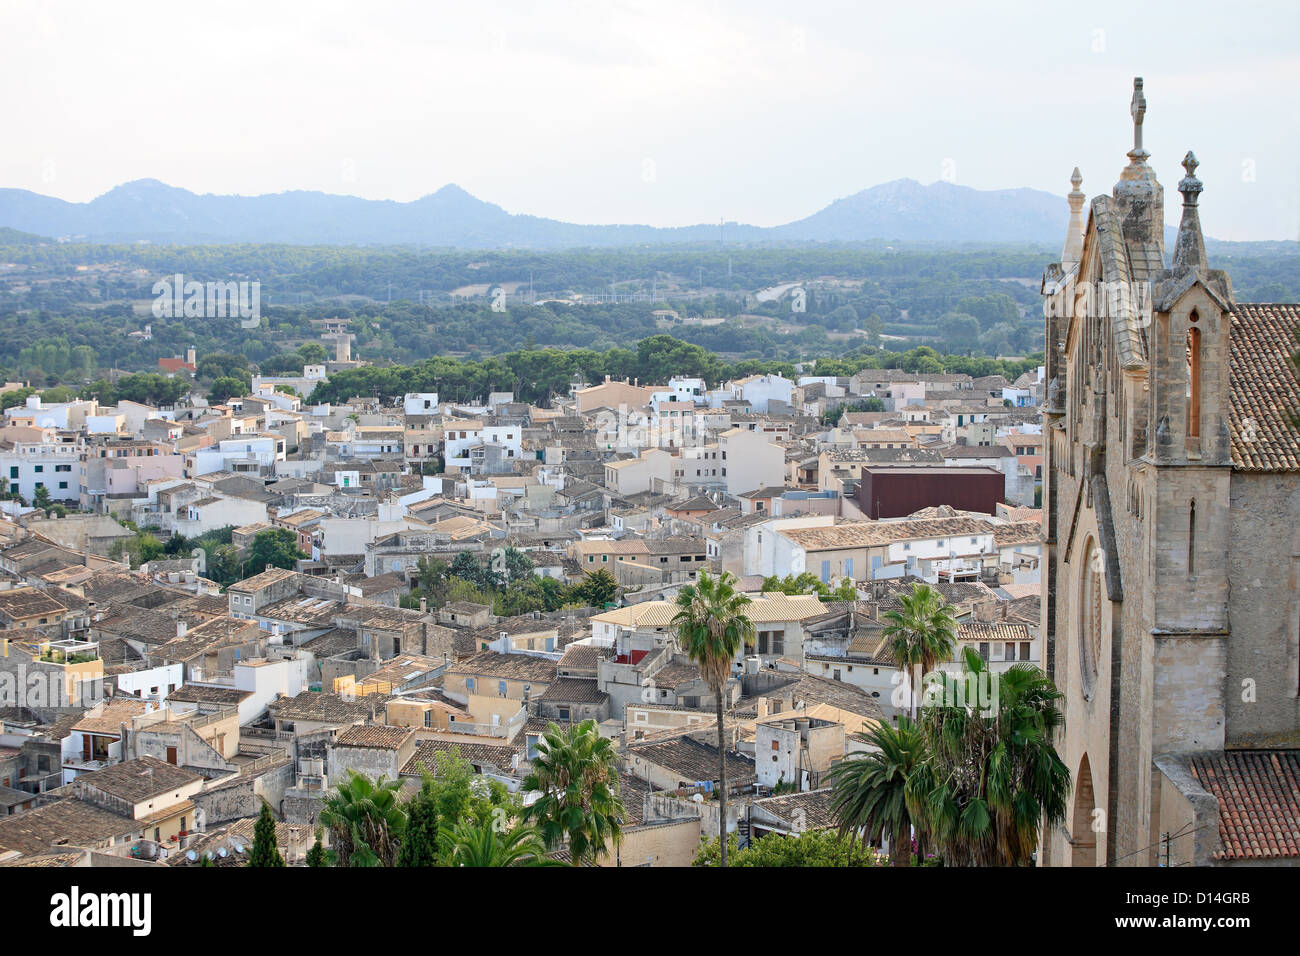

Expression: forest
xmin=0 ymin=237 xmax=1295 ymax=390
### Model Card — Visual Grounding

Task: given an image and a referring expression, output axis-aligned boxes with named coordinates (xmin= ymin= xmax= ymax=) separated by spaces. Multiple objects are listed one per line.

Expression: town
xmin=0 ymin=326 xmax=1048 ymax=866
xmin=0 ymin=0 xmax=1296 ymax=894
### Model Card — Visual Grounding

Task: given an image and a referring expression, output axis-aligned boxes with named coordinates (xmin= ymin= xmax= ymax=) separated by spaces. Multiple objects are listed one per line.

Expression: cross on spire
xmin=1128 ymin=77 xmax=1149 ymax=163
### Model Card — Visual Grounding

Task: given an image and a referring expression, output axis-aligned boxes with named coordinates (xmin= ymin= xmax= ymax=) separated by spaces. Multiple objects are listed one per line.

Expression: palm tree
xmin=521 ymin=720 xmax=625 ymax=865
xmin=439 ymin=820 xmax=563 ymax=867
xmin=319 ymin=770 xmax=407 ymax=867
xmin=672 ymin=570 xmax=755 ymax=868
xmin=827 ymin=717 xmax=926 ymax=866
xmin=907 ymin=649 xmax=1071 ymax=866
xmin=882 ymin=583 xmax=957 ymax=720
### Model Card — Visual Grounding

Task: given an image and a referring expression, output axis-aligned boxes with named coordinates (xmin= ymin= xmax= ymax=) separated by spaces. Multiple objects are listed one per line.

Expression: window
xmin=465 ymin=678 xmax=475 ymax=692
xmin=1020 ymin=642 xmax=1031 ymax=661
xmin=1186 ymin=322 xmax=1202 ymax=439
xmin=498 ymin=680 xmax=507 ymax=697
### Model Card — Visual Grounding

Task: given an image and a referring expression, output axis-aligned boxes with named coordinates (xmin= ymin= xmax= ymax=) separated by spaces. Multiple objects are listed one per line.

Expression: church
xmin=1039 ymin=78 xmax=1300 ymax=866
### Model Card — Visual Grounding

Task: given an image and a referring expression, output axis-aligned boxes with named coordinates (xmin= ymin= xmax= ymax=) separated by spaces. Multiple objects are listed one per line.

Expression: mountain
xmin=0 ymin=177 xmax=1074 ymax=248
xmin=770 ymin=179 xmax=1068 ymax=243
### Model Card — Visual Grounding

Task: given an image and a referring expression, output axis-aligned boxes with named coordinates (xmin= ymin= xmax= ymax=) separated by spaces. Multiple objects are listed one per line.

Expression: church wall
xmin=1106 ymin=381 xmax=1155 ymax=864
xmin=1225 ymin=471 xmax=1300 ymax=747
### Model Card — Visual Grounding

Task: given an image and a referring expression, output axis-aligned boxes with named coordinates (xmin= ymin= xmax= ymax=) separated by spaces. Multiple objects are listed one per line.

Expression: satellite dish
xmin=233 ymin=844 xmax=245 ymax=854
xmin=185 ymin=850 xmax=197 ymax=862
xmin=217 ymin=847 xmax=228 ymax=858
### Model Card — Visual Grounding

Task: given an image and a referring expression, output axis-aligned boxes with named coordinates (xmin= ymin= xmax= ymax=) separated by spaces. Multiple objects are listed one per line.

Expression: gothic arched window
xmin=1186 ymin=316 xmax=1202 ymax=439
xmin=1078 ymin=540 xmax=1103 ymax=700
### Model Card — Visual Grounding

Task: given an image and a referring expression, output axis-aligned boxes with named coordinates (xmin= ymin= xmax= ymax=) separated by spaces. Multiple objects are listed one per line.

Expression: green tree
xmin=208 ymin=376 xmax=247 ymax=404
xmin=883 ymin=583 xmax=957 ymax=720
xmin=395 ymin=774 xmax=442 ymax=867
xmin=305 ymin=830 xmax=326 ymax=867
xmin=247 ymin=801 xmax=285 ymax=867
xmin=521 ymin=720 xmax=624 ymax=865
xmin=31 ymin=484 xmax=52 ymax=515
xmin=827 ymin=717 xmax=926 ymax=866
xmin=671 ymin=570 xmax=754 ymax=867
xmin=570 ymin=567 xmax=618 ymax=607
xmin=244 ymin=528 xmax=307 ymax=574
xmin=906 ymin=650 xmax=1071 ymax=867
xmin=319 ymin=771 xmax=407 ymax=867
xmin=437 ymin=820 xmax=561 ymax=867
xmin=693 ymin=829 xmax=885 ymax=867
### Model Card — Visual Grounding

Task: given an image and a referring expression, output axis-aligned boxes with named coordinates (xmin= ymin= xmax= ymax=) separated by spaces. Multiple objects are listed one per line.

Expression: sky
xmin=1 ymin=0 xmax=1297 ymax=240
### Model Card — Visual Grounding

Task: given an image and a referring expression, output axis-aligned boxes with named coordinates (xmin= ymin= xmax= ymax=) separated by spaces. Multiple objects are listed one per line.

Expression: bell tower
xmin=1144 ymin=150 xmax=1235 ymax=754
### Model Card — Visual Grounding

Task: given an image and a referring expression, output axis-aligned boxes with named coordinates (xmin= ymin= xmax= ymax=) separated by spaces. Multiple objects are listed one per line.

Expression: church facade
xmin=1039 ymin=79 xmax=1300 ymax=867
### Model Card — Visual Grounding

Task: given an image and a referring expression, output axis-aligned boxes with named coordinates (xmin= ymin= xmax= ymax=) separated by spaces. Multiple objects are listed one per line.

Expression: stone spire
xmin=1118 ymin=77 xmax=1157 ymax=185
xmin=1128 ymin=78 xmax=1149 ymax=163
xmin=1170 ymin=150 xmax=1208 ymax=274
xmin=1062 ymin=167 xmax=1086 ymax=269
xmin=1113 ymin=77 xmax=1164 ymax=255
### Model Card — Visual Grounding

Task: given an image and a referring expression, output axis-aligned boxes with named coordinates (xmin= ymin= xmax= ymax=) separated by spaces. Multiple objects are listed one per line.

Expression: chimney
xmin=419 ymin=597 xmax=427 ymax=614
xmin=176 ymin=620 xmax=187 ymax=638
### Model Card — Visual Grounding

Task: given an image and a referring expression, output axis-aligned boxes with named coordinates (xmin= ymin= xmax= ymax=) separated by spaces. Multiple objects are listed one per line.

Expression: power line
xmin=1102 ymin=820 xmax=1213 ymax=867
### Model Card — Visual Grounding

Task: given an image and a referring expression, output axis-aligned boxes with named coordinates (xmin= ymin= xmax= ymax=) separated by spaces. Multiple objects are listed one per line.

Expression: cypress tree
xmin=248 ymin=801 xmax=285 ymax=867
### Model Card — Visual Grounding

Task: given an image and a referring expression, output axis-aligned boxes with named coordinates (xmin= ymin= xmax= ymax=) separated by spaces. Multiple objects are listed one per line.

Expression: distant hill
xmin=0 ymin=225 xmax=47 ymax=245
xmin=769 ymin=179 xmax=1069 ymax=244
xmin=0 ymin=177 xmax=1085 ymax=248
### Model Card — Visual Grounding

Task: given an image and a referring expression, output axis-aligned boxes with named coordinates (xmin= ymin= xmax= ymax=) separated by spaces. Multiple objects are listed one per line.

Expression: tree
xmin=501 ymin=546 xmax=535 ymax=586
xmin=245 ymin=528 xmax=307 ymax=574
xmin=296 ymin=341 xmax=327 ymax=364
xmin=208 ymin=376 xmax=247 ymax=404
xmin=395 ymin=773 xmax=442 ymax=867
xmin=438 ymin=820 xmax=562 ymax=867
xmin=671 ymin=570 xmax=754 ymax=867
xmin=449 ymin=550 xmax=486 ymax=589
xmin=31 ymin=484 xmax=52 ymax=515
xmin=827 ymin=717 xmax=926 ymax=866
xmin=305 ymin=830 xmax=326 ymax=867
xmin=521 ymin=720 xmax=624 ymax=865
xmin=882 ymin=583 xmax=957 ymax=720
xmin=247 ymin=801 xmax=285 ymax=867
xmin=396 ymin=748 xmax=522 ymax=866
xmin=906 ymin=650 xmax=1071 ymax=866
xmin=570 ymin=567 xmax=617 ymax=607
xmin=319 ymin=771 xmax=407 ymax=867
xmin=693 ymin=829 xmax=885 ymax=867
xmin=937 ymin=313 xmax=982 ymax=354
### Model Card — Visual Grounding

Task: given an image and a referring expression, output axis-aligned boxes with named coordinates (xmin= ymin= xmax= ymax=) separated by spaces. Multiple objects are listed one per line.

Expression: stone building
xmin=1040 ymin=79 xmax=1300 ymax=866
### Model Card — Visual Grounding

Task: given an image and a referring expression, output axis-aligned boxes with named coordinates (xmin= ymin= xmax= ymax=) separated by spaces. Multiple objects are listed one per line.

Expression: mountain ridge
xmin=0 ymin=177 xmax=1245 ymax=249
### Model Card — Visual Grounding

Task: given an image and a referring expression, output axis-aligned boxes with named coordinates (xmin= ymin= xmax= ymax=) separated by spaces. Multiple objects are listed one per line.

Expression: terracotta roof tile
xmin=1229 ymin=304 xmax=1300 ymax=472
xmin=1191 ymin=750 xmax=1300 ymax=861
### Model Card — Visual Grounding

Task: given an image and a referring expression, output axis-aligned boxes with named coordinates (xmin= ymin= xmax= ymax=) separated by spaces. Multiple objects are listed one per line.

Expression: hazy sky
xmin=2 ymin=0 xmax=1296 ymax=240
